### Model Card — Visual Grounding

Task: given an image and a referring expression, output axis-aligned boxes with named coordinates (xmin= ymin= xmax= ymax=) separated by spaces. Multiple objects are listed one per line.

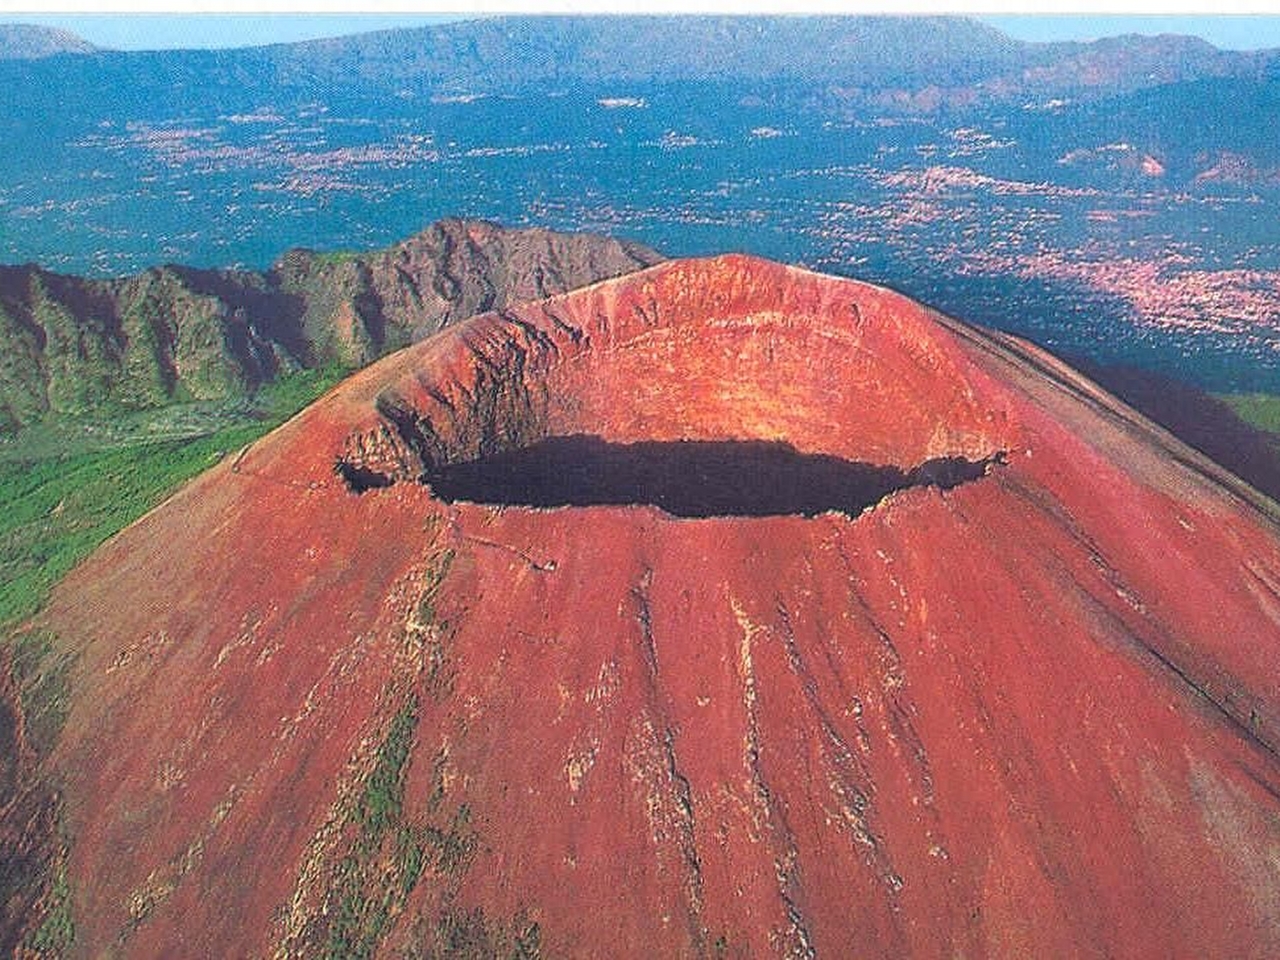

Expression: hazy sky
xmin=983 ymin=15 xmax=1280 ymax=49
xmin=4 ymin=13 xmax=1280 ymax=53
xmin=1 ymin=14 xmax=461 ymax=49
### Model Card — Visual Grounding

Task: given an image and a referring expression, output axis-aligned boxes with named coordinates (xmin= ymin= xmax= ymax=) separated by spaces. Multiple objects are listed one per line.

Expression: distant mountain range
xmin=1 ymin=15 xmax=1276 ymax=111
xmin=0 ymin=23 xmax=94 ymax=59
xmin=0 ymin=219 xmax=660 ymax=432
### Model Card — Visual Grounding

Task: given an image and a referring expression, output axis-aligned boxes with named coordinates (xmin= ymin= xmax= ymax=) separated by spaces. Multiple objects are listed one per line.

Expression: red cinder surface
xmin=34 ymin=256 xmax=1280 ymax=957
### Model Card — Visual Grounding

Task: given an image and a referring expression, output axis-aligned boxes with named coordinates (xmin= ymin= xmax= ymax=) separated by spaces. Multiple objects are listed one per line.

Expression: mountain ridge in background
xmin=0 ymin=23 xmax=95 ymax=60
xmin=0 ymin=219 xmax=661 ymax=433
xmin=1 ymin=15 xmax=1276 ymax=108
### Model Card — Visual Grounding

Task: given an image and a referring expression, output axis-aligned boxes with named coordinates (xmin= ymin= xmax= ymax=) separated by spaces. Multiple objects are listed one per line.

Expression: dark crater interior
xmin=413 ymin=435 xmax=1004 ymax=519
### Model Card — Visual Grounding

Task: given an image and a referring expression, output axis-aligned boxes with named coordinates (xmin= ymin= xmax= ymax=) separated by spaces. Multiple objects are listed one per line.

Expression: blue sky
xmin=0 ymin=15 xmax=462 ymax=49
xmin=982 ymin=16 xmax=1280 ymax=49
xmin=4 ymin=13 xmax=1280 ymax=52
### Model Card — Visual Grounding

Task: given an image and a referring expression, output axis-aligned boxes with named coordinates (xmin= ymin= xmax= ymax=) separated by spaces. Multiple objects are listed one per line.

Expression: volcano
xmin=8 ymin=255 xmax=1280 ymax=957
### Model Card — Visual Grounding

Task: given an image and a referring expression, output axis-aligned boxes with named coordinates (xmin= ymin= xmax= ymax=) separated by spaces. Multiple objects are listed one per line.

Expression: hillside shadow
xmin=420 ymin=435 xmax=1003 ymax=519
xmin=169 ymin=265 xmax=311 ymax=375
xmin=1070 ymin=358 xmax=1280 ymax=503
xmin=879 ymin=264 xmax=1280 ymax=502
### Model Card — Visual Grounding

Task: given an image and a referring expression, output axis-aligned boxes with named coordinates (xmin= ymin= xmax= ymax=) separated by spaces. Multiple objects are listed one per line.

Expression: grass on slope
xmin=1220 ymin=393 xmax=1280 ymax=440
xmin=0 ymin=366 xmax=348 ymax=628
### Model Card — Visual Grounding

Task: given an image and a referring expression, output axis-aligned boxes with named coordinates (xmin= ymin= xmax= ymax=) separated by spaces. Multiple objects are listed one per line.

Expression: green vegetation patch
xmin=252 ymin=363 xmax=352 ymax=419
xmin=0 ymin=625 xmax=75 ymax=955
xmin=425 ymin=908 xmax=542 ymax=960
xmin=0 ymin=725 xmax=74 ymax=958
xmin=415 ymin=548 xmax=459 ymax=702
xmin=415 ymin=548 xmax=456 ymax=631
xmin=321 ymin=692 xmax=493 ymax=960
xmin=325 ymin=696 xmax=425 ymax=960
xmin=9 ymin=630 xmax=72 ymax=760
xmin=23 ymin=856 xmax=74 ymax=956
xmin=355 ymin=699 xmax=419 ymax=843
xmin=0 ymin=423 xmax=259 ymax=626
xmin=0 ymin=364 xmax=349 ymax=628
xmin=1219 ymin=392 xmax=1280 ymax=439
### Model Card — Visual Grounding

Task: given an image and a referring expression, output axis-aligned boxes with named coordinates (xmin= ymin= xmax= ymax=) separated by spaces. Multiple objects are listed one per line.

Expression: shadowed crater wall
xmin=418 ymin=435 xmax=1005 ymax=518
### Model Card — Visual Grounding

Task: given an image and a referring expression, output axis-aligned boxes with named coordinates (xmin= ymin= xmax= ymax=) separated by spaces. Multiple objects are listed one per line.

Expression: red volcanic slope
xmin=31 ymin=255 xmax=1280 ymax=957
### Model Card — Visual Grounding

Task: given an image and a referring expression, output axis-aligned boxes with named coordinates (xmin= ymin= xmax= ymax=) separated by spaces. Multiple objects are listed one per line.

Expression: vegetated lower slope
xmin=7 ymin=255 xmax=1280 ymax=957
xmin=0 ymin=366 xmax=351 ymax=629
xmin=0 ymin=218 xmax=661 ymax=432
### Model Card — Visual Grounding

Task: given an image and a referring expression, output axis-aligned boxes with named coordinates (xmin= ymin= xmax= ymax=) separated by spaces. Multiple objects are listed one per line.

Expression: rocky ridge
xmin=0 ymin=218 xmax=661 ymax=431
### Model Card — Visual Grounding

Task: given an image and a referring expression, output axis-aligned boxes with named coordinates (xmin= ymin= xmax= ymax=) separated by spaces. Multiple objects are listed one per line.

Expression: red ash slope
xmin=30 ymin=255 xmax=1280 ymax=958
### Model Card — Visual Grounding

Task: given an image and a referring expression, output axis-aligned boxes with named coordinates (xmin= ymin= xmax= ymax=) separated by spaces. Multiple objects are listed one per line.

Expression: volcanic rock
xmin=11 ymin=255 xmax=1280 ymax=957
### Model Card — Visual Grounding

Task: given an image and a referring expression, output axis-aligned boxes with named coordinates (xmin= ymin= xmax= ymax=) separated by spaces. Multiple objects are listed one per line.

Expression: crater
xmin=417 ymin=435 xmax=1004 ymax=519
xmin=333 ymin=461 xmax=396 ymax=493
xmin=329 ymin=257 xmax=1018 ymax=514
